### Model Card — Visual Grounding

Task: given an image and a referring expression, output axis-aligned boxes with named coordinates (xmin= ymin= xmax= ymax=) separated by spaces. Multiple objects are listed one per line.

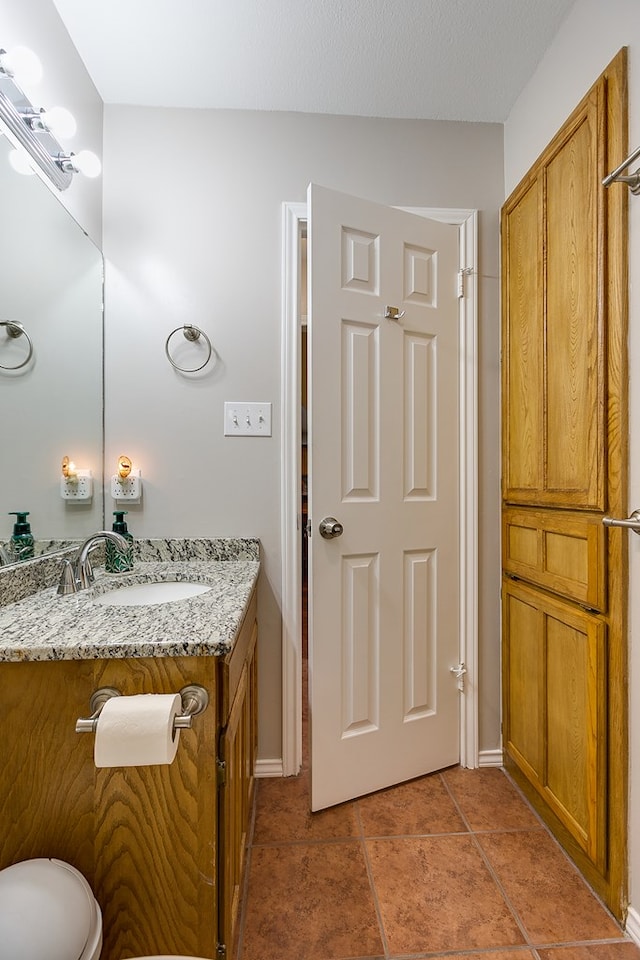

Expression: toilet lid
xmin=0 ymin=858 xmax=96 ymax=960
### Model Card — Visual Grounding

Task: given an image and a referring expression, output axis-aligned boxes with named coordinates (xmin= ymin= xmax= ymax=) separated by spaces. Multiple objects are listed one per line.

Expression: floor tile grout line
xmin=439 ymin=772 xmax=533 ymax=948
xmin=500 ymin=773 xmax=625 ymax=930
xmin=467 ymin=828 xmax=534 ymax=947
xmin=356 ymin=801 xmax=393 ymax=960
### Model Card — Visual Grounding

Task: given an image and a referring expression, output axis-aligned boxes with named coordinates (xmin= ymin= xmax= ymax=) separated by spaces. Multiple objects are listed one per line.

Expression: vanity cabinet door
xmin=94 ymin=655 xmax=218 ymax=960
xmin=218 ymin=615 xmax=258 ymax=957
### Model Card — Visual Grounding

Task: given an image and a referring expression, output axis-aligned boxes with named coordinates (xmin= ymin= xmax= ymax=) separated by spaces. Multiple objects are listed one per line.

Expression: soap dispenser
xmin=105 ymin=510 xmax=134 ymax=573
xmin=8 ymin=511 xmax=34 ymax=561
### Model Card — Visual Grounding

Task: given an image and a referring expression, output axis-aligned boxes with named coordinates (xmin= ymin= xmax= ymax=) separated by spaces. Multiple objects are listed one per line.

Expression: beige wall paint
xmin=102 ymin=106 xmax=504 ymax=761
xmin=0 ymin=0 xmax=103 ymax=243
xmin=504 ymin=0 xmax=640 ymax=922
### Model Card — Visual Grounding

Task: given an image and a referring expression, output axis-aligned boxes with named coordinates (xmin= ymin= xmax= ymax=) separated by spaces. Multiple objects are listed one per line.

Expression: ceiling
xmin=51 ymin=0 xmax=574 ymax=123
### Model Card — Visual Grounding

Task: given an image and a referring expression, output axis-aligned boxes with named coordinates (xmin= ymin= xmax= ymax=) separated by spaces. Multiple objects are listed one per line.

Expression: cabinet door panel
xmin=502 ymin=507 xmax=606 ymax=610
xmin=502 ymin=92 xmax=605 ymax=510
xmin=503 ymin=179 xmax=543 ymax=497
xmin=545 ymin=100 xmax=604 ymax=508
xmin=503 ymin=579 xmax=607 ymax=871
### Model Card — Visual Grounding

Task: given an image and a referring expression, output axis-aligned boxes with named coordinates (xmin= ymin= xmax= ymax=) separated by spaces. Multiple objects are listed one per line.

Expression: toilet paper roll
xmin=94 ymin=693 xmax=182 ymax=768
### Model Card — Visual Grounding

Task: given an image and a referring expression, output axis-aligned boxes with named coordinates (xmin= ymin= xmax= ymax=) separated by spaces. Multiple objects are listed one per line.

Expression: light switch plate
xmin=224 ymin=402 xmax=272 ymax=437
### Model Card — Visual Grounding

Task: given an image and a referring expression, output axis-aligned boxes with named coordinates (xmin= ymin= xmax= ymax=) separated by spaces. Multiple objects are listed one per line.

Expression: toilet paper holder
xmin=75 ymin=684 xmax=209 ymax=734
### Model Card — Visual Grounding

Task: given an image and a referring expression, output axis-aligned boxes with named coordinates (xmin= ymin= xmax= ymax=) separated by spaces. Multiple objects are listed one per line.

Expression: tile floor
xmin=234 ymin=762 xmax=639 ymax=960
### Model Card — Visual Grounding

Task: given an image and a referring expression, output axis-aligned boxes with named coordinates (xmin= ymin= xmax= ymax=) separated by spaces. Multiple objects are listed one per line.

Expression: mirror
xmin=0 ymin=136 xmax=104 ymax=565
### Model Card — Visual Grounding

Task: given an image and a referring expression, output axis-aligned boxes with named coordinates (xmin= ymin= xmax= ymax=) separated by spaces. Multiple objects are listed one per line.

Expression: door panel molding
xmin=280 ymin=201 xmax=478 ymax=777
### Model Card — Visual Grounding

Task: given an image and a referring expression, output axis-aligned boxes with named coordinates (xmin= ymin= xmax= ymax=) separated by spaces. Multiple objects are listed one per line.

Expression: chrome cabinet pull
xmin=603 ymin=509 xmax=640 ymax=535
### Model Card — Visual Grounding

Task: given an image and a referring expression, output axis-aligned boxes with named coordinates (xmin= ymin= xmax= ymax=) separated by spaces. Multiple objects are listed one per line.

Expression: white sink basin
xmin=93 ymin=580 xmax=211 ymax=607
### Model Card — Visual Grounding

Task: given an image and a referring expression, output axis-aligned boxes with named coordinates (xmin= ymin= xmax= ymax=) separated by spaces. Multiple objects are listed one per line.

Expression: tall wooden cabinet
xmin=501 ymin=49 xmax=628 ymax=918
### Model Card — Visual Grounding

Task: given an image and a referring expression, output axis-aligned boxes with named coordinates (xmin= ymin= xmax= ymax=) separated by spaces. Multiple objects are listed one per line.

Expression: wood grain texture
xmin=503 ymin=507 xmax=606 ymax=610
xmin=501 ymin=48 xmax=628 ymax=917
xmin=0 ymin=660 xmax=96 ymax=881
xmin=503 ymin=578 xmax=607 ymax=872
xmin=94 ymin=655 xmax=217 ymax=960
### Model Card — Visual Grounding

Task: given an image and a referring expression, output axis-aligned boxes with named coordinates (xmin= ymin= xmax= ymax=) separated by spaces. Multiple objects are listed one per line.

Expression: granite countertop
xmin=0 ymin=538 xmax=260 ymax=663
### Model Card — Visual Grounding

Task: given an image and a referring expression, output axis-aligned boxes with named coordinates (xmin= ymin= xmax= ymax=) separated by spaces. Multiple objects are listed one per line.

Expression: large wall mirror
xmin=0 ymin=135 xmax=103 ymax=565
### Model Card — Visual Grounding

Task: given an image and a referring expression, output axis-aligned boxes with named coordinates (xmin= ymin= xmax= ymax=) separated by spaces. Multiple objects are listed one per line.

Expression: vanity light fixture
xmin=60 ymin=455 xmax=93 ymax=501
xmin=111 ymin=455 xmax=142 ymax=502
xmin=0 ymin=43 xmax=100 ymax=190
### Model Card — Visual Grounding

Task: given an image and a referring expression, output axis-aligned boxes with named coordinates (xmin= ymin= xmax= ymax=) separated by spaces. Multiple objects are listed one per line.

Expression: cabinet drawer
xmin=502 ymin=507 xmax=606 ymax=610
xmin=218 ymin=588 xmax=257 ymax=726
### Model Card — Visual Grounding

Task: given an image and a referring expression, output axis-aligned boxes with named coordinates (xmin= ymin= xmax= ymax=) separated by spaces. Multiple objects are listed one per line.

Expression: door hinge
xmin=216 ymin=758 xmax=226 ymax=787
xmin=450 ymin=662 xmax=467 ymax=691
xmin=216 ymin=943 xmax=227 ymax=959
xmin=305 ymin=518 xmax=312 ymax=538
xmin=457 ymin=267 xmax=473 ymax=298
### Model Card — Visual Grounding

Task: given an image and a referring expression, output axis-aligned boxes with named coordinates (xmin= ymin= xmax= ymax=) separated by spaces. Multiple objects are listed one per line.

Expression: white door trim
xmin=280 ymin=200 xmax=478 ymax=777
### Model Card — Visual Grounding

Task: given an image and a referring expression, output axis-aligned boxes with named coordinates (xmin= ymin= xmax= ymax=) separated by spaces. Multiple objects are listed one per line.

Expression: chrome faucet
xmin=0 ymin=543 xmax=14 ymax=566
xmin=57 ymin=531 xmax=129 ymax=596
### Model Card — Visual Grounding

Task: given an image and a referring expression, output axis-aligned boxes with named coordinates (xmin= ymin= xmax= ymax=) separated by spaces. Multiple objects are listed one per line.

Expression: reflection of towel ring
xmin=165 ymin=324 xmax=213 ymax=373
xmin=0 ymin=320 xmax=33 ymax=371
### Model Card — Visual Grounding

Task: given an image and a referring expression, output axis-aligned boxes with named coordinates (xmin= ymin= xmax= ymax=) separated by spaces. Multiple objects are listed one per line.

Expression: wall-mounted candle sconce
xmin=0 ymin=43 xmax=101 ymax=191
xmin=111 ymin=454 xmax=142 ymax=502
xmin=60 ymin=455 xmax=93 ymax=501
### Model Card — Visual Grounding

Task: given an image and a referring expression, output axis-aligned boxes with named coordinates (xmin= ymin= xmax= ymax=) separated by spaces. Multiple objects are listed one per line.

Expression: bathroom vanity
xmin=0 ymin=538 xmax=259 ymax=960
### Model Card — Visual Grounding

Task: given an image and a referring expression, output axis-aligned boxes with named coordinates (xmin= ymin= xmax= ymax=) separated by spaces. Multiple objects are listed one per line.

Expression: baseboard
xmin=479 ymin=748 xmax=504 ymax=768
xmin=625 ymin=905 xmax=640 ymax=945
xmin=255 ymin=758 xmax=284 ymax=778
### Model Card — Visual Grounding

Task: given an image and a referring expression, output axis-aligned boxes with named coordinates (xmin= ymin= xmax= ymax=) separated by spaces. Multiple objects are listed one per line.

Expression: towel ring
xmin=165 ymin=324 xmax=212 ymax=373
xmin=0 ymin=320 xmax=33 ymax=371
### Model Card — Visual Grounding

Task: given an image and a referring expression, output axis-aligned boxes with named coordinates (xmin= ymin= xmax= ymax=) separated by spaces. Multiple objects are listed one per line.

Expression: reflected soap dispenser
xmin=105 ymin=510 xmax=134 ymax=573
xmin=8 ymin=511 xmax=34 ymax=561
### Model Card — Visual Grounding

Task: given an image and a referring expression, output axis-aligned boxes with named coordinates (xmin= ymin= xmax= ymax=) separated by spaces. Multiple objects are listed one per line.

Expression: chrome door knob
xmin=319 ymin=517 xmax=343 ymax=539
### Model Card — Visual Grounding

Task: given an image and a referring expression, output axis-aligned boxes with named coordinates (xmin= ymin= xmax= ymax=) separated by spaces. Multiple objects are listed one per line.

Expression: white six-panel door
xmin=307 ymin=184 xmax=461 ymax=810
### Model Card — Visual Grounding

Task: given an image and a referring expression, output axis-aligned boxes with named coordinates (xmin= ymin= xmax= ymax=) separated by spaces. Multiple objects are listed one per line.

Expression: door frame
xmin=280 ymin=199 xmax=479 ymax=777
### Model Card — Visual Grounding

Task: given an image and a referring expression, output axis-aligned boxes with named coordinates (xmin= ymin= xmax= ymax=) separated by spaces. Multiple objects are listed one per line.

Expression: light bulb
xmin=8 ymin=147 xmax=35 ymax=176
xmin=1 ymin=46 xmax=43 ymax=86
xmin=71 ymin=149 xmax=101 ymax=178
xmin=44 ymin=106 xmax=77 ymax=139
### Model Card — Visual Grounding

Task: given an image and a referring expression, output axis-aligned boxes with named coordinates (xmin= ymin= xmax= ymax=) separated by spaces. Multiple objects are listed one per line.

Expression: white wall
xmin=0 ymin=0 xmax=102 ymax=242
xmin=102 ymin=107 xmax=504 ymax=761
xmin=504 ymin=0 xmax=640 ymax=921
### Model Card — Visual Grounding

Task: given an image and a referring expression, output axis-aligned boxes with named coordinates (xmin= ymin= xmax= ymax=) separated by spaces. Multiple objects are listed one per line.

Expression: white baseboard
xmin=255 ymin=758 xmax=284 ymax=778
xmin=479 ymin=748 xmax=504 ymax=768
xmin=625 ymin=905 xmax=640 ymax=945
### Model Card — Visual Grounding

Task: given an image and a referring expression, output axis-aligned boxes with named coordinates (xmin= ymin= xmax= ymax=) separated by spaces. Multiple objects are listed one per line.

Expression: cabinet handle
xmin=602 ymin=509 xmax=640 ymax=535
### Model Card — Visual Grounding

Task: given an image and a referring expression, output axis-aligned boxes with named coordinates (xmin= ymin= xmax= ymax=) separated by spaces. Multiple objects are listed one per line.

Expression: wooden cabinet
xmin=503 ymin=578 xmax=607 ymax=870
xmin=0 ymin=587 xmax=257 ymax=960
xmin=501 ymin=49 xmax=628 ymax=918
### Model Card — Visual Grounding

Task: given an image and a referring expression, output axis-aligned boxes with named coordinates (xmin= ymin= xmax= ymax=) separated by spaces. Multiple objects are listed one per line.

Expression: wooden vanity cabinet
xmin=0 ymin=586 xmax=258 ymax=960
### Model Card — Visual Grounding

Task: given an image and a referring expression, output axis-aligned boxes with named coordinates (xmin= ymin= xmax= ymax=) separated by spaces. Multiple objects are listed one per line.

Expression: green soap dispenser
xmin=8 ymin=511 xmax=34 ymax=561
xmin=105 ymin=510 xmax=134 ymax=573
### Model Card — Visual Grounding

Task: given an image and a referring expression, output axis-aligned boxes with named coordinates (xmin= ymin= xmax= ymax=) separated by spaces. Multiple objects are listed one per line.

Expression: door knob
xmin=319 ymin=517 xmax=343 ymax=539
xmin=603 ymin=509 xmax=640 ymax=535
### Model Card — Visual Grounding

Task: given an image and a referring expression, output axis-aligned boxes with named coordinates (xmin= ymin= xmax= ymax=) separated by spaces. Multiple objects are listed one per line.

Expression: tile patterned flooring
xmin=234 ymin=763 xmax=639 ymax=960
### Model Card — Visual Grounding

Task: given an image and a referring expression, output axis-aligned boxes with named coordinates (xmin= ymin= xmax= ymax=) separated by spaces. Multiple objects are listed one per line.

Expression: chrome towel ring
xmin=0 ymin=320 xmax=33 ymax=371
xmin=165 ymin=324 xmax=213 ymax=373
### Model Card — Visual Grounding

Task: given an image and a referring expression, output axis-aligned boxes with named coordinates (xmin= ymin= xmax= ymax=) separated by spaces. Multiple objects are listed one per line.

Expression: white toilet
xmin=0 ymin=858 xmax=210 ymax=960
